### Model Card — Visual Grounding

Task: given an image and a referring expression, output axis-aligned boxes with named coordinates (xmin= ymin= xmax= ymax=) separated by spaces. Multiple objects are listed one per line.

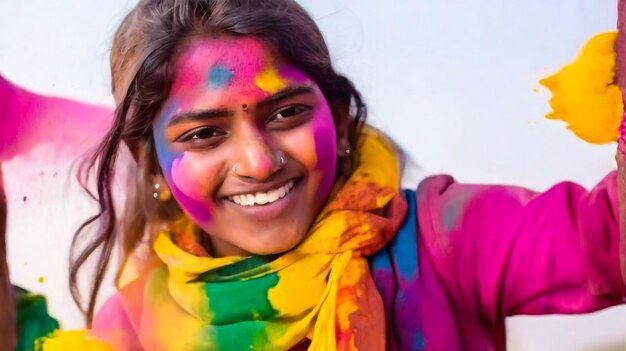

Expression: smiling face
xmin=152 ymin=36 xmax=338 ymax=257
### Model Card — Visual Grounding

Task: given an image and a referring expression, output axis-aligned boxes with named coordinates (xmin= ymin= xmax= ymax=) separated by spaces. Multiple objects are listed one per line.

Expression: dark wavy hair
xmin=70 ymin=0 xmax=368 ymax=324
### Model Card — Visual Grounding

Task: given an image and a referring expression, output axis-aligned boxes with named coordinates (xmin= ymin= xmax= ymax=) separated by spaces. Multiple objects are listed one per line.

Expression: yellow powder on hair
xmin=540 ymin=32 xmax=623 ymax=144
xmin=254 ymin=66 xmax=287 ymax=93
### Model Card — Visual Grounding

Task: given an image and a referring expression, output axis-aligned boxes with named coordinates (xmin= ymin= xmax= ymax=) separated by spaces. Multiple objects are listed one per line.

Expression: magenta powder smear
xmin=0 ymin=75 xmax=112 ymax=161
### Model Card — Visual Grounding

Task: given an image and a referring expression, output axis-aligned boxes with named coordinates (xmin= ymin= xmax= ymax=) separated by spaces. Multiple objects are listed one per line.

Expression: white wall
xmin=1 ymin=1 xmax=624 ymax=349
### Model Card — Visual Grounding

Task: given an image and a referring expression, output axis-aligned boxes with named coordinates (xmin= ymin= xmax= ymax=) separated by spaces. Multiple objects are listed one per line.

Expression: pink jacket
xmin=379 ymin=171 xmax=625 ymax=350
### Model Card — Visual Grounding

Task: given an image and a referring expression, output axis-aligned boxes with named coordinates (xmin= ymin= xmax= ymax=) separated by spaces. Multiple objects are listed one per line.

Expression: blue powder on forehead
xmin=207 ymin=66 xmax=233 ymax=89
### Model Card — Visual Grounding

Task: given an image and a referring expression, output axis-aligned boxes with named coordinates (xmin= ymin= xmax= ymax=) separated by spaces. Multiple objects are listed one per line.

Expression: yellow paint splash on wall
xmin=37 ymin=330 xmax=113 ymax=351
xmin=540 ymin=32 xmax=623 ymax=144
xmin=254 ymin=66 xmax=287 ymax=93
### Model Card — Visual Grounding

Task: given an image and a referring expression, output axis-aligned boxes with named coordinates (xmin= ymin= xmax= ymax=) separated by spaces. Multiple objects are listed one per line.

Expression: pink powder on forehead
xmin=170 ymin=37 xmax=281 ymax=98
xmin=278 ymin=65 xmax=311 ymax=84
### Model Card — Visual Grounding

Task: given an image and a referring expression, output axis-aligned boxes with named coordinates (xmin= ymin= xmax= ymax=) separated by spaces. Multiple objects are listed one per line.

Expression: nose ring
xmin=231 ymin=152 xmax=286 ymax=175
xmin=276 ymin=151 xmax=287 ymax=169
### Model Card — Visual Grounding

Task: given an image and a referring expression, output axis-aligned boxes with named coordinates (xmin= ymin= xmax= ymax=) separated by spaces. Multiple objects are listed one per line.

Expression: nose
xmin=232 ymin=128 xmax=282 ymax=183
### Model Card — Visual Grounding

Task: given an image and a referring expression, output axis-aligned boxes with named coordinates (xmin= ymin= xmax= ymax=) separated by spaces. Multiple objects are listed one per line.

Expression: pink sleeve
xmin=91 ymin=293 xmax=143 ymax=351
xmin=417 ymin=171 xmax=625 ymax=326
xmin=91 ymin=274 xmax=147 ymax=350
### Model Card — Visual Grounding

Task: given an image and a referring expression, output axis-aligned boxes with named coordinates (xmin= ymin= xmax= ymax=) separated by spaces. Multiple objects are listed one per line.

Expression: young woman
xmin=59 ymin=0 xmax=626 ymax=350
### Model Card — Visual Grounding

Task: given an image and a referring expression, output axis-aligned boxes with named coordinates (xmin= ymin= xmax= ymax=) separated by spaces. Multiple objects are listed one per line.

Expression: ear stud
xmin=152 ymin=183 xmax=171 ymax=201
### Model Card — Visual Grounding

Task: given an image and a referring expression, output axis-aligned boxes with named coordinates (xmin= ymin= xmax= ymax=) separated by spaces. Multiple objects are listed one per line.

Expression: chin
xmin=243 ymin=229 xmax=305 ymax=255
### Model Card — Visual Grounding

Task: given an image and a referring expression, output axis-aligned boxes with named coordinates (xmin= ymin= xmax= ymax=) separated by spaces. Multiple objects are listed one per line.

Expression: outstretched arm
xmin=416 ymin=171 xmax=625 ymax=349
xmin=419 ymin=172 xmax=624 ymax=317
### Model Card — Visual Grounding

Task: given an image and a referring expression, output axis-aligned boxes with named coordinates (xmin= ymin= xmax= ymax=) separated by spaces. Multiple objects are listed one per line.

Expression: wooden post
xmin=0 ymin=167 xmax=16 ymax=350
xmin=615 ymin=0 xmax=626 ymax=285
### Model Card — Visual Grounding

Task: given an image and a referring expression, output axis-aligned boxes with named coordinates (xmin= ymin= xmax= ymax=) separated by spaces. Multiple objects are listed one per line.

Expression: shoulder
xmin=415 ymin=172 xmax=618 ymax=233
xmin=91 ymin=266 xmax=166 ymax=350
xmin=91 ymin=290 xmax=141 ymax=350
xmin=411 ymin=172 xmax=619 ymax=260
xmin=415 ymin=175 xmax=536 ymax=236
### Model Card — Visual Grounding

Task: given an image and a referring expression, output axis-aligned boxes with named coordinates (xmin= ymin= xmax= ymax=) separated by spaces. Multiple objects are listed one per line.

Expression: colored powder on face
xmin=254 ymin=66 xmax=287 ymax=93
xmin=153 ymin=101 xmax=180 ymax=172
xmin=312 ymin=124 xmax=336 ymax=197
xmin=153 ymin=101 xmax=213 ymax=225
xmin=169 ymin=157 xmax=214 ymax=224
xmin=207 ymin=66 xmax=233 ymax=90
xmin=540 ymin=32 xmax=622 ymax=144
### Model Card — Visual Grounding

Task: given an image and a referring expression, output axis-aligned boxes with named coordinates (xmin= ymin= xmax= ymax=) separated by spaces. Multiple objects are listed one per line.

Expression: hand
xmin=0 ymin=166 xmax=16 ymax=350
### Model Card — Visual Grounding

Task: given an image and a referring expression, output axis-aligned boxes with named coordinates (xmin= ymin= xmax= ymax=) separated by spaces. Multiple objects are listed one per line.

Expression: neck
xmin=206 ymin=234 xmax=251 ymax=257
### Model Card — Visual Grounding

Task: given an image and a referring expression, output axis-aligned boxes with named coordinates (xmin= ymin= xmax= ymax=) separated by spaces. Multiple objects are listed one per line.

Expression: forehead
xmin=170 ymin=36 xmax=290 ymax=95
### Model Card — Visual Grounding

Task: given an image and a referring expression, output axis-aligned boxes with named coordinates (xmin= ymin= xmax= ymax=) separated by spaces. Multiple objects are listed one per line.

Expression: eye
xmin=268 ymin=105 xmax=311 ymax=125
xmin=175 ymin=126 xmax=228 ymax=148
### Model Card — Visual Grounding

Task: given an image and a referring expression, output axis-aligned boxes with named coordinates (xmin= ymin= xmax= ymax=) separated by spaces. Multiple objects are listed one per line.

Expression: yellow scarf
xmin=150 ymin=128 xmax=405 ymax=350
xmin=42 ymin=128 xmax=407 ymax=350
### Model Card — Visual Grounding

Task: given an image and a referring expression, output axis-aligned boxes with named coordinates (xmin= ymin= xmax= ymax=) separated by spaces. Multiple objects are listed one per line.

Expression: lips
xmin=227 ymin=180 xmax=295 ymax=206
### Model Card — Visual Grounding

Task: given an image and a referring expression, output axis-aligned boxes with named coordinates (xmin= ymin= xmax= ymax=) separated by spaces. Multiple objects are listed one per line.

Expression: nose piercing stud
xmin=276 ymin=151 xmax=286 ymax=167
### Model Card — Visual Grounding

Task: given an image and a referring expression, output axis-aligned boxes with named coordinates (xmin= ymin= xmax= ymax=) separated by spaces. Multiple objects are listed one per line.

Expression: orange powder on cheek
xmin=296 ymin=130 xmax=319 ymax=168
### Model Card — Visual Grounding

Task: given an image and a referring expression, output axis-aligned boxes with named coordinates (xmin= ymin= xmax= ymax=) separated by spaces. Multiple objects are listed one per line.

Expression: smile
xmin=227 ymin=180 xmax=295 ymax=206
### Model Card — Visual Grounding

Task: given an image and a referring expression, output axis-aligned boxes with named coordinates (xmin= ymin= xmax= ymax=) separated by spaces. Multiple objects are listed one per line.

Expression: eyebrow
xmin=167 ymin=108 xmax=231 ymax=127
xmin=256 ymin=85 xmax=315 ymax=109
xmin=167 ymin=84 xmax=315 ymax=127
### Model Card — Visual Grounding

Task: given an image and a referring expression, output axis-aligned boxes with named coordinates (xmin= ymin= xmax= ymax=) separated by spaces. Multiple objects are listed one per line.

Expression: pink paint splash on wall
xmin=0 ymin=74 xmax=119 ymax=329
xmin=0 ymin=75 xmax=112 ymax=160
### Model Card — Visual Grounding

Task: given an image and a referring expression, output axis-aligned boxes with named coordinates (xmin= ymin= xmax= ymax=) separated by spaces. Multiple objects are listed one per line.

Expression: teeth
xmin=228 ymin=180 xmax=295 ymax=207
xmin=278 ymin=186 xmax=286 ymax=198
xmin=255 ymin=193 xmax=268 ymax=205
xmin=267 ymin=189 xmax=279 ymax=203
xmin=246 ymin=194 xmax=255 ymax=206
